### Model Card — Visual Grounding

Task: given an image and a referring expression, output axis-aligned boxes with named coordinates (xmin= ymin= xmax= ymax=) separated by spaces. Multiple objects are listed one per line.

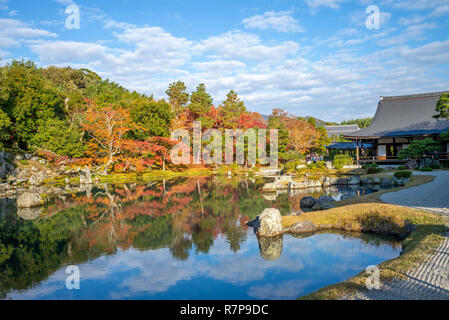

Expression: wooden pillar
xmin=356 ymin=139 xmax=360 ymax=165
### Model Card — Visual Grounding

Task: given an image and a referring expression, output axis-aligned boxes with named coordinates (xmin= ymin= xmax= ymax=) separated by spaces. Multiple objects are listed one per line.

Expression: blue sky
xmin=1 ymin=0 xmax=449 ymax=122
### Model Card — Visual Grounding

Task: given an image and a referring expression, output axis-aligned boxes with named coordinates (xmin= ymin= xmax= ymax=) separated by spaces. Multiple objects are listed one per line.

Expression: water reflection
xmin=0 ymin=176 xmax=402 ymax=300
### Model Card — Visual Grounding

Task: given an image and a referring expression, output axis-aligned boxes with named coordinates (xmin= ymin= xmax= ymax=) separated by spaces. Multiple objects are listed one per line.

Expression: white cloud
xmin=242 ymin=11 xmax=304 ymax=33
xmin=0 ymin=19 xmax=57 ymax=49
xmin=306 ymin=0 xmax=347 ymax=10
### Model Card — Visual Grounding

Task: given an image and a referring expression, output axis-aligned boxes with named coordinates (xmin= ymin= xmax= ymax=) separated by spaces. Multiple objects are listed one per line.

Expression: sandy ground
xmin=347 ymin=171 xmax=449 ymax=300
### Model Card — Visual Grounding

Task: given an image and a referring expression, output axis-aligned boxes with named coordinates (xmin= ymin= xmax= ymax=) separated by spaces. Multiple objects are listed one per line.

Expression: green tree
xmin=31 ymin=118 xmax=86 ymax=158
xmin=341 ymin=117 xmax=373 ymax=129
xmin=220 ymin=90 xmax=247 ymax=129
xmin=434 ymin=92 xmax=449 ymax=120
xmin=188 ymin=84 xmax=213 ymax=120
xmin=166 ymin=81 xmax=189 ymax=117
xmin=128 ymin=100 xmax=173 ymax=139
xmin=398 ymin=138 xmax=441 ymax=159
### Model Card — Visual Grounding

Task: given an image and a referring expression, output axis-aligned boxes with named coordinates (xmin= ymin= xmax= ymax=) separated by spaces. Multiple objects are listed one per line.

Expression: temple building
xmin=343 ymin=92 xmax=449 ymax=164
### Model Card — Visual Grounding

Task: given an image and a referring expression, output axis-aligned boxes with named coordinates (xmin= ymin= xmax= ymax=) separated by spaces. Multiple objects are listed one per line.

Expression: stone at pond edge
xmin=17 ymin=192 xmax=44 ymax=208
xmin=288 ymin=221 xmax=317 ymax=233
xmin=311 ymin=202 xmax=334 ymax=211
xmin=258 ymin=236 xmax=283 ymax=261
xmin=300 ymin=196 xmax=316 ymax=208
xmin=317 ymin=195 xmax=335 ymax=203
xmin=254 ymin=208 xmax=283 ymax=237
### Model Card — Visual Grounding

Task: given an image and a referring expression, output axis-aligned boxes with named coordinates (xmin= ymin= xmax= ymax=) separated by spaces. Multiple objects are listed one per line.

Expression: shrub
xmin=19 ymin=160 xmax=28 ymax=165
xmin=431 ymin=163 xmax=441 ymax=170
xmin=394 ymin=170 xmax=412 ymax=179
xmin=362 ymin=164 xmax=370 ymax=169
xmin=398 ymin=165 xmax=406 ymax=170
xmin=370 ymin=163 xmax=379 ymax=168
xmin=333 ymin=155 xmax=353 ymax=170
xmin=420 ymin=166 xmax=433 ymax=172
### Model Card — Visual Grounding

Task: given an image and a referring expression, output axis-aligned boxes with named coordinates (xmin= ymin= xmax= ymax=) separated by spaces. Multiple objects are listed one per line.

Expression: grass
xmin=282 ymin=203 xmax=449 ymax=300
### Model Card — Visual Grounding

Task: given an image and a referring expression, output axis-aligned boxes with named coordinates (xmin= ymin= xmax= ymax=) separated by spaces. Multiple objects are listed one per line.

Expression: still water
xmin=0 ymin=176 xmax=401 ymax=300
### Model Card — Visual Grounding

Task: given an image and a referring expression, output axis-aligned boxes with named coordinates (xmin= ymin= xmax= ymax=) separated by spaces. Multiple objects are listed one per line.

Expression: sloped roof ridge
xmin=381 ymin=91 xmax=448 ymax=101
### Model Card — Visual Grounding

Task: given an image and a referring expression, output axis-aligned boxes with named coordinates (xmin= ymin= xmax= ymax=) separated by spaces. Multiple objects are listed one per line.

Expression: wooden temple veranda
xmin=343 ymin=92 xmax=449 ymax=165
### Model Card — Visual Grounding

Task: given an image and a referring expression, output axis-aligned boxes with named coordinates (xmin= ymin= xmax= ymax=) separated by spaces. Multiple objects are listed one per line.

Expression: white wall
xmin=378 ymin=145 xmax=387 ymax=157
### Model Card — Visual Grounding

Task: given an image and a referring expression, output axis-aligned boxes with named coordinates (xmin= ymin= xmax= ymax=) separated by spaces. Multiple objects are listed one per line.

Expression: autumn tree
xmin=166 ymin=81 xmax=189 ymax=117
xmin=81 ymin=100 xmax=135 ymax=174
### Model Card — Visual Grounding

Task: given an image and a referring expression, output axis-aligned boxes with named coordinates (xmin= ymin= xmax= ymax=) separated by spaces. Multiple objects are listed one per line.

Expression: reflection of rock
xmin=289 ymin=179 xmax=322 ymax=190
xmin=254 ymin=208 xmax=283 ymax=237
xmin=317 ymin=195 xmax=335 ymax=204
xmin=262 ymin=193 xmax=278 ymax=201
xmin=17 ymin=192 xmax=44 ymax=208
xmin=17 ymin=207 xmax=42 ymax=220
xmin=258 ymin=235 xmax=283 ymax=261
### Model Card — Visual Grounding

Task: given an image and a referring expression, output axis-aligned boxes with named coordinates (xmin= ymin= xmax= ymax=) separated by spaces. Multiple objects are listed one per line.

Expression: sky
xmin=1 ymin=0 xmax=449 ymax=122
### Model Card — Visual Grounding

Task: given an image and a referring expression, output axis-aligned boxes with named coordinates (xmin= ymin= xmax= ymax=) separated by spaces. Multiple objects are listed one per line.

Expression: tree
xmin=32 ymin=118 xmax=86 ymax=158
xmin=188 ymin=84 xmax=213 ymax=120
xmin=166 ymin=81 xmax=189 ymax=117
xmin=340 ymin=117 xmax=373 ymax=129
xmin=81 ymin=100 xmax=135 ymax=174
xmin=398 ymin=138 xmax=441 ymax=160
xmin=128 ymin=99 xmax=173 ymax=139
xmin=220 ymin=90 xmax=247 ymax=129
xmin=311 ymin=126 xmax=332 ymax=155
xmin=237 ymin=112 xmax=266 ymax=130
xmin=434 ymin=92 xmax=449 ymax=120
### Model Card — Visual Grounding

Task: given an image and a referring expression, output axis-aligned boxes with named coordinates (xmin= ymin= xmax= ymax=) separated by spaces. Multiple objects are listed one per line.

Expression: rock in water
xmin=17 ymin=192 xmax=44 ymax=208
xmin=258 ymin=236 xmax=283 ymax=261
xmin=255 ymin=208 xmax=283 ymax=237
xmin=300 ymin=196 xmax=316 ymax=208
xmin=317 ymin=195 xmax=335 ymax=203
xmin=348 ymin=176 xmax=361 ymax=185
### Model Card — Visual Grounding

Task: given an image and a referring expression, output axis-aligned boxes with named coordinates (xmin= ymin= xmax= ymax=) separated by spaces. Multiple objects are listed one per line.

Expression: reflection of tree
xmin=170 ymin=236 xmax=192 ymax=261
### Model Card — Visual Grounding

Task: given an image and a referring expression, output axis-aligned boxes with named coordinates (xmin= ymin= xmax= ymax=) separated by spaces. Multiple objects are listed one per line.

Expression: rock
xmin=317 ymin=195 xmax=335 ymax=204
xmin=254 ymin=208 xmax=283 ymax=237
xmin=262 ymin=182 xmax=284 ymax=192
xmin=341 ymin=193 xmax=355 ymax=200
xmin=300 ymin=196 xmax=317 ymax=208
xmin=325 ymin=161 xmax=333 ymax=169
xmin=288 ymin=221 xmax=317 ymax=233
xmin=15 ymin=154 xmax=23 ymax=161
xmin=373 ymin=177 xmax=382 ymax=184
xmin=31 ymin=156 xmax=39 ymax=162
xmin=39 ymin=159 xmax=46 ymax=165
xmin=296 ymin=164 xmax=307 ymax=169
xmin=361 ymin=177 xmax=373 ymax=185
xmin=322 ymin=176 xmax=337 ymax=187
xmin=380 ymin=178 xmax=394 ymax=188
xmin=31 ymin=166 xmax=39 ymax=173
xmin=335 ymin=177 xmax=348 ymax=185
xmin=257 ymin=168 xmax=283 ymax=176
xmin=17 ymin=207 xmax=42 ymax=220
xmin=311 ymin=202 xmax=334 ymax=211
xmin=393 ymin=177 xmax=409 ymax=186
xmin=405 ymin=159 xmax=418 ymax=170
xmin=24 ymin=153 xmax=31 ymax=160
xmin=29 ymin=171 xmax=46 ymax=186
xmin=258 ymin=236 xmax=283 ymax=261
xmin=348 ymin=176 xmax=361 ymax=185
xmin=289 ymin=179 xmax=322 ymax=190
xmin=262 ymin=193 xmax=278 ymax=201
xmin=17 ymin=192 xmax=44 ymax=208
xmin=275 ymin=175 xmax=293 ymax=183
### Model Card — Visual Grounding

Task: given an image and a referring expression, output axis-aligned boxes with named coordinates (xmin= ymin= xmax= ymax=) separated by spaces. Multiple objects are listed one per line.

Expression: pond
xmin=0 ymin=176 xmax=402 ymax=300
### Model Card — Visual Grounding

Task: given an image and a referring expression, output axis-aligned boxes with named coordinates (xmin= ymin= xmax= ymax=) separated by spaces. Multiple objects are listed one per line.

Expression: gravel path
xmin=347 ymin=171 xmax=449 ymax=300
xmin=349 ymin=235 xmax=449 ymax=300
xmin=380 ymin=171 xmax=449 ymax=215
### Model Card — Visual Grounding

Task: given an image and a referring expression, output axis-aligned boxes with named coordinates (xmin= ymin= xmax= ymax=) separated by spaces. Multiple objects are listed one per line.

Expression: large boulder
xmin=254 ymin=208 xmax=283 ymax=237
xmin=300 ymin=196 xmax=316 ymax=208
xmin=348 ymin=176 xmax=361 ymax=185
xmin=322 ymin=176 xmax=337 ymax=187
xmin=288 ymin=221 xmax=317 ymax=233
xmin=262 ymin=182 xmax=284 ymax=192
xmin=361 ymin=177 xmax=373 ymax=185
xmin=380 ymin=178 xmax=394 ymax=188
xmin=289 ymin=179 xmax=322 ymax=190
xmin=405 ymin=159 xmax=418 ymax=170
xmin=258 ymin=236 xmax=283 ymax=261
xmin=335 ymin=177 xmax=349 ymax=185
xmin=17 ymin=192 xmax=44 ymax=208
